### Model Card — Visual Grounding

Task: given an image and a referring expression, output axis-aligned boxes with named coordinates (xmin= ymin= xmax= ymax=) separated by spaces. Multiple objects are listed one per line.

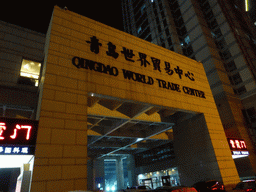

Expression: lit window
xmin=184 ymin=36 xmax=190 ymax=44
xmin=19 ymin=59 xmax=41 ymax=86
xmin=141 ymin=4 xmax=146 ymax=13
xmin=138 ymin=27 xmax=142 ymax=34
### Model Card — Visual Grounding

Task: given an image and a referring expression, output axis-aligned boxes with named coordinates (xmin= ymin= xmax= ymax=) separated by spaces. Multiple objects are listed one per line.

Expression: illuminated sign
xmin=0 ymin=145 xmax=34 ymax=155
xmin=232 ymin=151 xmax=249 ymax=155
xmin=228 ymin=138 xmax=248 ymax=151
xmin=228 ymin=138 xmax=249 ymax=158
xmin=0 ymin=117 xmax=38 ymax=146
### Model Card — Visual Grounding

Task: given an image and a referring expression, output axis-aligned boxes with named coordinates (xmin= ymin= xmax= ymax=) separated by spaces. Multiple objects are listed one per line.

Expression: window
xmin=139 ymin=27 xmax=150 ymax=39
xmin=177 ymin=26 xmax=187 ymax=37
xmin=224 ymin=61 xmax=237 ymax=72
xmin=184 ymin=35 xmax=190 ymax=45
xmin=18 ymin=59 xmax=41 ymax=86
xmin=229 ymin=73 xmax=242 ymax=85
xmin=141 ymin=4 xmax=146 ymax=13
xmin=163 ymin=19 xmax=167 ymax=28
xmin=167 ymin=37 xmax=173 ymax=46
xmin=138 ymin=27 xmax=142 ymax=34
xmin=234 ymin=86 xmax=246 ymax=95
xmin=219 ymin=50 xmax=232 ymax=60
xmin=157 ymin=25 xmax=162 ymax=33
xmin=165 ymin=28 xmax=170 ymax=36
xmin=246 ymin=108 xmax=256 ymax=123
xmin=145 ymin=35 xmax=152 ymax=42
xmin=216 ymin=39 xmax=226 ymax=50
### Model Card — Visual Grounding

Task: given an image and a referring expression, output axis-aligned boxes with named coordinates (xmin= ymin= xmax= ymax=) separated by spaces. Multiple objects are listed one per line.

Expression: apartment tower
xmin=121 ymin=0 xmax=256 ymax=177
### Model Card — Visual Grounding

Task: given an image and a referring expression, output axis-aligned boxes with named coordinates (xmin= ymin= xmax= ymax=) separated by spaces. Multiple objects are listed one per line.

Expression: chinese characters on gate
xmin=85 ymin=36 xmax=195 ymax=81
xmin=72 ymin=36 xmax=206 ymax=99
xmin=0 ymin=117 xmax=38 ymax=155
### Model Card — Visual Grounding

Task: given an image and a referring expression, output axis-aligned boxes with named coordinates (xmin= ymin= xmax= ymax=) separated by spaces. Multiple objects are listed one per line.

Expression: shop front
xmin=138 ymin=168 xmax=180 ymax=189
xmin=0 ymin=117 xmax=38 ymax=191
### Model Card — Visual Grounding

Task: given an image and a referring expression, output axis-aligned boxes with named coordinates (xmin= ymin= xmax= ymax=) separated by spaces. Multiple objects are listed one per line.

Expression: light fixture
xmin=245 ymin=0 xmax=249 ymax=11
xmin=0 ymin=155 xmax=33 ymax=168
xmin=136 ymin=138 xmax=143 ymax=142
xmin=232 ymin=154 xmax=249 ymax=159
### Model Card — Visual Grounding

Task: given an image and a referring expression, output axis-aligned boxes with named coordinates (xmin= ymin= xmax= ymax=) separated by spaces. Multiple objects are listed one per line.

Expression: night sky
xmin=0 ymin=1 xmax=124 ymax=34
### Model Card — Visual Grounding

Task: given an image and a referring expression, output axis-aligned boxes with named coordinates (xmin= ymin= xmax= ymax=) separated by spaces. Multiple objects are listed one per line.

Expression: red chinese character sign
xmin=228 ymin=138 xmax=247 ymax=151
xmin=227 ymin=138 xmax=249 ymax=157
xmin=0 ymin=117 xmax=38 ymax=146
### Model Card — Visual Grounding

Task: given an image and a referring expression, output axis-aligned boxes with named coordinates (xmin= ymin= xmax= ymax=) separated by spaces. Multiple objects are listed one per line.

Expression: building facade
xmin=0 ymin=20 xmax=45 ymax=191
xmin=0 ymin=5 xmax=254 ymax=191
xmin=122 ymin=0 xmax=256 ymax=178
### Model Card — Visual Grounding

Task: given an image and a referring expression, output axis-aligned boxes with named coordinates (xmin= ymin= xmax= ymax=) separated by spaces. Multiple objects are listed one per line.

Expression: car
xmin=193 ymin=180 xmax=226 ymax=192
xmin=229 ymin=180 xmax=256 ymax=191
xmin=154 ymin=186 xmax=198 ymax=192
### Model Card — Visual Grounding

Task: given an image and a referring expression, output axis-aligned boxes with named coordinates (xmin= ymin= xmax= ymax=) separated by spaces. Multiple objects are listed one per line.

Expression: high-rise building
xmin=245 ymin=0 xmax=256 ymax=24
xmin=122 ymin=0 xmax=256 ymax=177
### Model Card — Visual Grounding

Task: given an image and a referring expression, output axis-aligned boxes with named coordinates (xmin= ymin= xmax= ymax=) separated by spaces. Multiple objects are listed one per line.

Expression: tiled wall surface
xmin=31 ymin=6 xmax=240 ymax=191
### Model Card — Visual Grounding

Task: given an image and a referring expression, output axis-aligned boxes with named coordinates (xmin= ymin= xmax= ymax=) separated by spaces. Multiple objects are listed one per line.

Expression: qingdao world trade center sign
xmin=30 ymin=6 xmax=241 ymax=192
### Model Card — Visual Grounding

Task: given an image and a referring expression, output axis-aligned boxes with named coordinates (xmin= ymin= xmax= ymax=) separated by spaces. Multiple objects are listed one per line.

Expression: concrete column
xmin=127 ymin=155 xmax=136 ymax=187
xmin=116 ymin=157 xmax=124 ymax=190
xmin=173 ymin=113 xmax=240 ymax=190
xmin=87 ymin=159 xmax=94 ymax=190
xmin=93 ymin=158 xmax=105 ymax=190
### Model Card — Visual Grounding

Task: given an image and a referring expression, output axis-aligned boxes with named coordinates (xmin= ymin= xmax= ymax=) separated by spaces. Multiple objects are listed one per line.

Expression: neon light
xmin=10 ymin=124 xmax=32 ymax=140
xmin=240 ymin=140 xmax=247 ymax=148
xmin=235 ymin=140 xmax=241 ymax=149
xmin=0 ymin=122 xmax=6 ymax=140
xmin=10 ymin=128 xmax=17 ymax=139
xmin=21 ymin=125 xmax=32 ymax=140
xmin=230 ymin=139 xmax=236 ymax=149
xmin=245 ymin=0 xmax=249 ymax=11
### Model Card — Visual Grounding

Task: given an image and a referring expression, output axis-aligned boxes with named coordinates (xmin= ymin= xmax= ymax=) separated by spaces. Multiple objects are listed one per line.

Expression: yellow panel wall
xmin=30 ymin=6 xmax=240 ymax=191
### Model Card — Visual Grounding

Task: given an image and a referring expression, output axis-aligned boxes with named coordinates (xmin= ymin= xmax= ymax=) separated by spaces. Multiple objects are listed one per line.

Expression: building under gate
xmin=0 ymin=6 xmax=248 ymax=192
